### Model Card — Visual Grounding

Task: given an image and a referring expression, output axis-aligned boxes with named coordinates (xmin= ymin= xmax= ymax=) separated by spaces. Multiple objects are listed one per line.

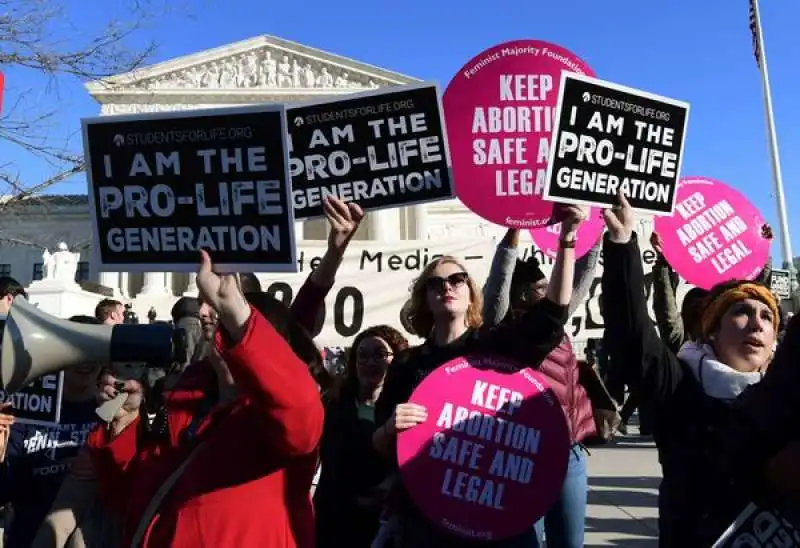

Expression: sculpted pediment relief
xmin=88 ymin=36 xmax=418 ymax=94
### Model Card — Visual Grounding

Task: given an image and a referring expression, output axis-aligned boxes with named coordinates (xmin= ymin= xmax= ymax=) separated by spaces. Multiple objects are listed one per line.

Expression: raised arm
xmin=481 ymin=229 xmax=520 ymax=327
xmin=218 ymin=307 xmax=324 ymax=456
xmin=484 ymin=206 xmax=585 ymax=365
xmin=291 ymin=197 xmax=364 ymax=336
xmin=650 ymin=232 xmax=686 ymax=353
xmin=601 ymin=196 xmax=683 ymax=408
xmin=568 ymin=237 xmax=601 ymax=318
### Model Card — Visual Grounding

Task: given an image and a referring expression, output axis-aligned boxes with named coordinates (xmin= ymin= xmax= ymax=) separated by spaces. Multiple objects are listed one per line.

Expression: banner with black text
xmin=252 ymin=230 xmax=691 ymax=352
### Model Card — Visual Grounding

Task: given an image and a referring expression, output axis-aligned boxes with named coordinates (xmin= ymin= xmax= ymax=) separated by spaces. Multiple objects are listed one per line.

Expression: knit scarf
xmin=677 ymin=341 xmax=763 ymax=401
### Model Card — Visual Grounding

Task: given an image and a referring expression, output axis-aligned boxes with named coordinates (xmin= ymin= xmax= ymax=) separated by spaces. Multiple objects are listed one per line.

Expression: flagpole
xmin=751 ymin=0 xmax=794 ymax=270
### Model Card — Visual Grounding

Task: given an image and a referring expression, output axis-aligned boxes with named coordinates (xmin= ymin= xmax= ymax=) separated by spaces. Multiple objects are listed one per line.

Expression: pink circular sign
xmin=529 ymin=208 xmax=605 ymax=260
xmin=397 ymin=355 xmax=570 ymax=541
xmin=444 ymin=40 xmax=595 ymax=229
xmin=654 ymin=176 xmax=771 ymax=290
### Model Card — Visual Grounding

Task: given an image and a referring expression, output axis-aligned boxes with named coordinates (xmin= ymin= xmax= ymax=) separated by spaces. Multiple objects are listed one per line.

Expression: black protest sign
xmin=544 ymin=73 xmax=689 ymax=215
xmin=713 ymin=503 xmax=800 ymax=547
xmin=82 ymin=106 xmax=296 ymax=273
xmin=770 ymin=269 xmax=792 ymax=300
xmin=0 ymin=373 xmax=63 ymax=426
xmin=287 ymin=83 xmax=454 ymax=220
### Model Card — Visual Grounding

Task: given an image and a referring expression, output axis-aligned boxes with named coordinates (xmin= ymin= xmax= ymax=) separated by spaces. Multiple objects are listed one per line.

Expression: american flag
xmin=749 ymin=0 xmax=762 ymax=68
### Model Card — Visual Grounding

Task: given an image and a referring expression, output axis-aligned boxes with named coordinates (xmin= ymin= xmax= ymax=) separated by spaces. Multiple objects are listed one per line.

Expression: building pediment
xmin=86 ymin=35 xmax=420 ymax=105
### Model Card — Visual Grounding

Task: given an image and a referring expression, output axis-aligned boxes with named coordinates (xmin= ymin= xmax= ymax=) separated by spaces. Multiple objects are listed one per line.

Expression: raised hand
xmin=559 ymin=204 xmax=589 ymax=240
xmin=196 ymin=250 xmax=251 ymax=334
xmin=603 ymin=193 xmax=635 ymax=243
xmin=650 ymin=231 xmax=665 ymax=255
xmin=323 ymin=196 xmax=365 ymax=253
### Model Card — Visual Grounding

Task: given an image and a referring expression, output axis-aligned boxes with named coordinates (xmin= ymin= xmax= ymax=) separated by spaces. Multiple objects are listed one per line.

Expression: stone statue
xmin=260 ymin=52 xmax=276 ymax=87
xmin=278 ymin=55 xmax=293 ymax=87
xmin=316 ymin=67 xmax=333 ymax=88
xmin=240 ymin=53 xmax=259 ymax=87
xmin=52 ymin=242 xmax=79 ymax=283
xmin=41 ymin=249 xmax=55 ymax=280
xmin=219 ymin=60 xmax=238 ymax=88
xmin=334 ymin=72 xmax=349 ymax=88
xmin=303 ymin=63 xmax=316 ymax=87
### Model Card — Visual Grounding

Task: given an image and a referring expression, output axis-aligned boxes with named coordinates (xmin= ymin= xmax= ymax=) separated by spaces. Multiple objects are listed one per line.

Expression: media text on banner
xmin=288 ymin=83 xmax=454 ymax=220
xmin=253 ymin=234 xmax=692 ymax=352
xmin=82 ymin=105 xmax=296 ymax=273
xmin=712 ymin=503 xmax=800 ymax=547
xmin=443 ymin=40 xmax=595 ymax=229
xmin=770 ymin=269 xmax=792 ymax=300
xmin=0 ymin=374 xmax=64 ymax=427
xmin=544 ymin=73 xmax=689 ymax=216
xmin=397 ymin=355 xmax=570 ymax=541
xmin=654 ymin=177 xmax=771 ymax=290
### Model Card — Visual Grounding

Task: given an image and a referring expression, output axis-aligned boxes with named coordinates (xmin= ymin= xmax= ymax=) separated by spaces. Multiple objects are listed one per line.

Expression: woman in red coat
xmin=88 ymin=250 xmax=324 ymax=548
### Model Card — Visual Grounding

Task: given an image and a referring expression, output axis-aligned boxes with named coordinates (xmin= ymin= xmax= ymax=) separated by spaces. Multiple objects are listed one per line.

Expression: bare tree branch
xmin=0 ymin=0 xmax=167 ymax=245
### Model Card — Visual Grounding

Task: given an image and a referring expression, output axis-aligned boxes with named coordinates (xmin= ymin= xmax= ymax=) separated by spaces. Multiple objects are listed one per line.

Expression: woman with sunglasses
xmin=371 ymin=205 xmax=587 ymax=548
xmin=315 ymin=325 xmax=409 ymax=548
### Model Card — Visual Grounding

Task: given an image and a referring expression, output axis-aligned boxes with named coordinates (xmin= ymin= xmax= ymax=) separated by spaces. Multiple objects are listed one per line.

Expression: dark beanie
xmin=511 ymin=256 xmax=546 ymax=287
xmin=171 ymin=297 xmax=201 ymax=322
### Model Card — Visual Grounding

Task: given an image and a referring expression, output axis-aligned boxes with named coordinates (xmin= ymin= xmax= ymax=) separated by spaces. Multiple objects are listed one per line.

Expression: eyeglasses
xmin=425 ymin=272 xmax=469 ymax=294
xmin=356 ymin=350 xmax=394 ymax=363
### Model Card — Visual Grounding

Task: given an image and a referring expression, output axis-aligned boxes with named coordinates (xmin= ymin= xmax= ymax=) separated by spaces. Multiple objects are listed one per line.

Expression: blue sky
xmin=1 ymin=0 xmax=798 ymax=263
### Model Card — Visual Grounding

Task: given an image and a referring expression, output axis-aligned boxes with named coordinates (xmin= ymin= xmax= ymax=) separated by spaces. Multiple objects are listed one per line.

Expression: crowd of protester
xmin=0 ymin=195 xmax=796 ymax=547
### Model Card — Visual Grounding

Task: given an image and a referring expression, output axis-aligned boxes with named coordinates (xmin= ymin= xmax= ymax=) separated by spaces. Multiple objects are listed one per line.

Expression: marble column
xmin=411 ymin=205 xmax=429 ymax=241
xmin=98 ymin=272 xmax=121 ymax=296
xmin=139 ymin=272 xmax=169 ymax=295
xmin=120 ymin=272 xmax=130 ymax=298
xmin=183 ymin=274 xmax=199 ymax=296
xmin=294 ymin=220 xmax=305 ymax=241
xmin=369 ymin=210 xmax=401 ymax=241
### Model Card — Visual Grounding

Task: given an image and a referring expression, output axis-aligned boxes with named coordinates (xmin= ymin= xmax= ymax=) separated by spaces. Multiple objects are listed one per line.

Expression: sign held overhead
xmin=287 ymin=83 xmax=454 ymax=220
xmin=544 ymin=73 xmax=689 ymax=216
xmin=82 ymin=105 xmax=296 ymax=273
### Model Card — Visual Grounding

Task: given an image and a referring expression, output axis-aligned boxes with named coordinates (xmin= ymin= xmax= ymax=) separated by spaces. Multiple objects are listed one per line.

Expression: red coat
xmin=87 ymin=308 xmax=324 ymax=548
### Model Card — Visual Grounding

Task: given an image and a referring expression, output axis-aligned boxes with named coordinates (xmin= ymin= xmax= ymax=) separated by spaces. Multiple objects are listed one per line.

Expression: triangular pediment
xmin=86 ymin=35 xmax=420 ymax=98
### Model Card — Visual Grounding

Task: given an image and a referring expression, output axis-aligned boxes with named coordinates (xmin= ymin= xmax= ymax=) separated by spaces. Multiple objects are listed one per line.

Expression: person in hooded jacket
xmin=601 ymin=193 xmax=781 ymax=547
xmin=481 ymin=227 xmax=600 ymax=547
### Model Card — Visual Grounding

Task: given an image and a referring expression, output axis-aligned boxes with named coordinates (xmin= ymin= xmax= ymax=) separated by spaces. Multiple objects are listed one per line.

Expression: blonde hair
xmin=407 ymin=256 xmax=483 ymax=337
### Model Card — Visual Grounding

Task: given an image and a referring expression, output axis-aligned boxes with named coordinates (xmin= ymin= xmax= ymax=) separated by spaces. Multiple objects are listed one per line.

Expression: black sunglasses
xmin=425 ymin=272 xmax=469 ymax=293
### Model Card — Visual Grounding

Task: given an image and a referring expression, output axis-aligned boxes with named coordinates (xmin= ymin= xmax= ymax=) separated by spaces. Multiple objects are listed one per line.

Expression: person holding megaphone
xmin=80 ymin=250 xmax=325 ymax=548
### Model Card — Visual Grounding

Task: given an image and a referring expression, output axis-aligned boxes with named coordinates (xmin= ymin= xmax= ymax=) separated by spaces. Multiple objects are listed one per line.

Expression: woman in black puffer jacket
xmin=601 ymin=195 xmax=782 ymax=547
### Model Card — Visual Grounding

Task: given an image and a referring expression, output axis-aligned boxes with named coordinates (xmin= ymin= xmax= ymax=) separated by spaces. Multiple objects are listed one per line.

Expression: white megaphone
xmin=1 ymin=296 xmax=175 ymax=422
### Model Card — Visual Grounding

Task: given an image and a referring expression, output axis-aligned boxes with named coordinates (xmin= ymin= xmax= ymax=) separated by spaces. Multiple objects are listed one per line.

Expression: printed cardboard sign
xmin=654 ymin=176 xmax=771 ymax=290
xmin=770 ymin=269 xmax=792 ymax=300
xmin=0 ymin=315 xmax=64 ymax=426
xmin=443 ymin=40 xmax=595 ymax=229
xmin=287 ymin=83 xmax=454 ymax=220
xmin=82 ymin=105 xmax=296 ymax=273
xmin=397 ymin=355 xmax=570 ymax=541
xmin=544 ymin=73 xmax=689 ymax=215
xmin=713 ymin=503 xmax=800 ymax=547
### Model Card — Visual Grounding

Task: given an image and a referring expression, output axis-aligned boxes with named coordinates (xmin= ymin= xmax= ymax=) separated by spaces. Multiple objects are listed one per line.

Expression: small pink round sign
xmin=529 ymin=207 xmax=606 ymax=260
xmin=654 ymin=176 xmax=771 ymax=290
xmin=397 ymin=355 xmax=570 ymax=541
xmin=443 ymin=40 xmax=594 ymax=229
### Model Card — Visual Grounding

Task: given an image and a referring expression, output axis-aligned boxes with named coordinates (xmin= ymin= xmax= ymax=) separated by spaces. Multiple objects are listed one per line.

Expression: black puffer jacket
xmin=601 ymin=234 xmax=760 ymax=547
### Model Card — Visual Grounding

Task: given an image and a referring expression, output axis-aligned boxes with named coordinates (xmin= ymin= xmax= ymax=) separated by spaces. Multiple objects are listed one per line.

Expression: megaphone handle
xmin=96 ymin=392 xmax=129 ymax=424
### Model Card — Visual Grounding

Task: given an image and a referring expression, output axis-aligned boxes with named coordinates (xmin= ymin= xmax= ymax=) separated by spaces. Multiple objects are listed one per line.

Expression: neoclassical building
xmin=0 ymin=35 xmax=498 ymax=296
